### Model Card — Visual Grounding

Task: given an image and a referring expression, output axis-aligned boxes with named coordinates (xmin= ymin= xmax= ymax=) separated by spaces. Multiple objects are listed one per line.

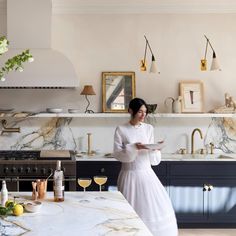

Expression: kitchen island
xmin=0 ymin=191 xmax=152 ymax=236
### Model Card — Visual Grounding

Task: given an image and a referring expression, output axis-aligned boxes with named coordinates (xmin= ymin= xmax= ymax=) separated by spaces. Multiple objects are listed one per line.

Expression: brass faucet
xmin=191 ymin=128 xmax=203 ymax=154
xmin=1 ymin=119 xmax=20 ymax=135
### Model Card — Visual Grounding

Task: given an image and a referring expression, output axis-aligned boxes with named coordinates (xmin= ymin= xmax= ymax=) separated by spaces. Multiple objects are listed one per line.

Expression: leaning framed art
xmin=179 ymin=81 xmax=204 ymax=113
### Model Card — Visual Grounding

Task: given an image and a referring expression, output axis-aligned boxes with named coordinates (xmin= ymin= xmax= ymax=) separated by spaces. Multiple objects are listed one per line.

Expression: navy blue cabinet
xmin=168 ymin=161 xmax=236 ymax=227
xmin=76 ymin=160 xmax=236 ymax=227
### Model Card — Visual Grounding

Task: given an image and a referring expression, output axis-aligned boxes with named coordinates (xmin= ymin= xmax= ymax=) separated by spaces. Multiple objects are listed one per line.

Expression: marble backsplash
xmin=0 ymin=117 xmax=236 ymax=154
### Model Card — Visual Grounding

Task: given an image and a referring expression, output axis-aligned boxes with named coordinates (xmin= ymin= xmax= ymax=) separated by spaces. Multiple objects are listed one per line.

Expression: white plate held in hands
xmin=144 ymin=142 xmax=165 ymax=150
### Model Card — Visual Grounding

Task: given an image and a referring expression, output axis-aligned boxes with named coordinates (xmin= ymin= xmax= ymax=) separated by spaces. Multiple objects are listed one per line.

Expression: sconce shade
xmin=150 ymin=55 xmax=157 ymax=73
xmin=140 ymin=35 xmax=159 ymax=74
xmin=201 ymin=35 xmax=220 ymax=71
xmin=210 ymin=52 xmax=220 ymax=71
xmin=80 ymin=85 xmax=96 ymax=95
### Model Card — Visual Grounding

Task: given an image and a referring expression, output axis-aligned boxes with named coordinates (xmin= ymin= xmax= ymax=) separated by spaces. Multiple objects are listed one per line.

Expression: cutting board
xmin=39 ymin=150 xmax=71 ymax=159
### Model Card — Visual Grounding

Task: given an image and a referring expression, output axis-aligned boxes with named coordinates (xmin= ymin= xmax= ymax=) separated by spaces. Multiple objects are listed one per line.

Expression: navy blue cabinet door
xmin=169 ymin=178 xmax=208 ymax=223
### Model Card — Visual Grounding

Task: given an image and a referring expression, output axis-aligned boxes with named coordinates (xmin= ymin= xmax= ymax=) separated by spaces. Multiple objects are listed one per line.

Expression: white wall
xmin=0 ymin=11 xmax=236 ymax=112
xmin=0 ymin=6 xmax=236 ymax=153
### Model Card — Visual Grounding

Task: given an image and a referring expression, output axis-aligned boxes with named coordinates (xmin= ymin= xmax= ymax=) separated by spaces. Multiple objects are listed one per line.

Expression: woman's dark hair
xmin=129 ymin=98 xmax=148 ymax=117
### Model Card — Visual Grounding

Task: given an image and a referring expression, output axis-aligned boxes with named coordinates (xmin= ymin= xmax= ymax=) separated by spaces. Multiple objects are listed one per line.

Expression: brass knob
xmin=203 ymin=184 xmax=209 ymax=191
xmin=208 ymin=184 xmax=214 ymax=191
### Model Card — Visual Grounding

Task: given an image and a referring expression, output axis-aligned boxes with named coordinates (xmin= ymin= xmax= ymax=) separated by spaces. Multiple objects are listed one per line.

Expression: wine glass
xmin=77 ymin=178 xmax=92 ymax=192
xmin=93 ymin=176 xmax=107 ymax=192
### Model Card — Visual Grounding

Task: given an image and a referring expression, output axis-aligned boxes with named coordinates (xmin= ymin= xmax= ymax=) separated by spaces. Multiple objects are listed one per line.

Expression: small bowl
xmin=147 ymin=104 xmax=157 ymax=114
xmin=24 ymin=201 xmax=42 ymax=213
xmin=68 ymin=109 xmax=80 ymax=113
xmin=46 ymin=108 xmax=63 ymax=113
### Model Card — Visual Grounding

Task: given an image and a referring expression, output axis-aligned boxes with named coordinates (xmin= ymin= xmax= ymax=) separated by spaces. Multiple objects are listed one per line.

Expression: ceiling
xmin=1 ymin=0 xmax=236 ymax=14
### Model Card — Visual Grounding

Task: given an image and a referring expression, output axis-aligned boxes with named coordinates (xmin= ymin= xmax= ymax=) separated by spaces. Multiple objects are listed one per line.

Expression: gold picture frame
xmin=102 ymin=72 xmax=136 ymax=113
xmin=179 ymin=81 xmax=204 ymax=113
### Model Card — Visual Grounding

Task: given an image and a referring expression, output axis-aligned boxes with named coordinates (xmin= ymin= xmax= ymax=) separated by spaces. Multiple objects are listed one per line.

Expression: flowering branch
xmin=0 ymin=36 xmax=34 ymax=81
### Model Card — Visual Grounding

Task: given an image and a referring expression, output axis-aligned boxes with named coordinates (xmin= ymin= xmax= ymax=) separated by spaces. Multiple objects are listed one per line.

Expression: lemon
xmin=5 ymin=200 xmax=16 ymax=208
xmin=13 ymin=204 xmax=24 ymax=216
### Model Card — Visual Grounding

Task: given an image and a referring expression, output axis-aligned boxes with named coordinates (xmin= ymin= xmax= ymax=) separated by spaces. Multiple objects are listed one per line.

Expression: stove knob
xmin=11 ymin=167 xmax=17 ymax=173
xmin=4 ymin=167 xmax=9 ymax=174
xmin=48 ymin=168 xmax=53 ymax=174
xmin=41 ymin=168 xmax=46 ymax=174
xmin=26 ymin=167 xmax=31 ymax=173
xmin=18 ymin=167 xmax=24 ymax=173
xmin=33 ymin=167 xmax=38 ymax=173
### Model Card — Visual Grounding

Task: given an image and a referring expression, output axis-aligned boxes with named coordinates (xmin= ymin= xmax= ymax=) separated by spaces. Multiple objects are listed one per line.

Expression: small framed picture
xmin=179 ymin=81 xmax=204 ymax=113
xmin=102 ymin=72 xmax=136 ymax=113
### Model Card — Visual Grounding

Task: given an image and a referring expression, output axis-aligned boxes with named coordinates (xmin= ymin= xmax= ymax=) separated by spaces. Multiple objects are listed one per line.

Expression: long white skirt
xmin=118 ymin=167 xmax=178 ymax=236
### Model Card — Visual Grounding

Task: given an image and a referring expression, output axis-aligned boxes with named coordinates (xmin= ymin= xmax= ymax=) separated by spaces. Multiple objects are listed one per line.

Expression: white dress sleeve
xmin=148 ymin=125 xmax=161 ymax=166
xmin=113 ymin=127 xmax=138 ymax=163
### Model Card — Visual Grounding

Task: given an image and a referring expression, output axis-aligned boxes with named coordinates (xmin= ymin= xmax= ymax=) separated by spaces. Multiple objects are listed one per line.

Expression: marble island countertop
xmin=75 ymin=153 xmax=236 ymax=161
xmin=0 ymin=191 xmax=152 ymax=236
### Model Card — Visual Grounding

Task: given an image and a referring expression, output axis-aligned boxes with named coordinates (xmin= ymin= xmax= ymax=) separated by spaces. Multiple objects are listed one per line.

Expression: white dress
xmin=113 ymin=122 xmax=178 ymax=236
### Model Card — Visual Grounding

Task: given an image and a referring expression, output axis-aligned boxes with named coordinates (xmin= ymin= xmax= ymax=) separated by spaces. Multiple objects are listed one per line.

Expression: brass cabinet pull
xmin=208 ymin=184 xmax=214 ymax=191
xmin=203 ymin=184 xmax=209 ymax=191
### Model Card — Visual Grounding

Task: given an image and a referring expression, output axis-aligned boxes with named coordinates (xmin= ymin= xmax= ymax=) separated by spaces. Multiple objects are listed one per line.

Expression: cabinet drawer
xmin=170 ymin=162 xmax=236 ymax=177
xmin=151 ymin=162 xmax=167 ymax=176
xmin=77 ymin=161 xmax=121 ymax=177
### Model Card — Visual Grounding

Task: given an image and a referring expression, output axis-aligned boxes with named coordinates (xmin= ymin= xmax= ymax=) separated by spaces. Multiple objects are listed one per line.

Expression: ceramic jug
xmin=164 ymin=96 xmax=182 ymax=113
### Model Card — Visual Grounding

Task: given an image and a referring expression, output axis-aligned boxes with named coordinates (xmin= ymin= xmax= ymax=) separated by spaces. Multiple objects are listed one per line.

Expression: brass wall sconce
xmin=80 ymin=85 xmax=96 ymax=113
xmin=140 ymin=35 xmax=159 ymax=73
xmin=201 ymin=35 xmax=221 ymax=71
xmin=1 ymin=119 xmax=20 ymax=135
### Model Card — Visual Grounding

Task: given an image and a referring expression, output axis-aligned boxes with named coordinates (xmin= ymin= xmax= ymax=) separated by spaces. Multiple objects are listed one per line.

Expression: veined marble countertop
xmin=75 ymin=153 xmax=236 ymax=161
xmin=0 ymin=192 xmax=152 ymax=236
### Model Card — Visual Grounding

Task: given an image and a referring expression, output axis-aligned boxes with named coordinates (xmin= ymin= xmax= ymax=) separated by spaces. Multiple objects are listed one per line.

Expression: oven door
xmin=11 ymin=177 xmax=76 ymax=192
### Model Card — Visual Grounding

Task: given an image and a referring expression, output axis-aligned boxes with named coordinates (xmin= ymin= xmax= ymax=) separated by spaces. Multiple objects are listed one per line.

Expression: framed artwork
xmin=102 ymin=72 xmax=136 ymax=113
xmin=179 ymin=81 xmax=204 ymax=113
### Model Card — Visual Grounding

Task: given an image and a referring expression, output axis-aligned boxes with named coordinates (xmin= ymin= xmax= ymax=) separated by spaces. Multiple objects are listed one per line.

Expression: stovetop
xmin=0 ymin=151 xmax=74 ymax=160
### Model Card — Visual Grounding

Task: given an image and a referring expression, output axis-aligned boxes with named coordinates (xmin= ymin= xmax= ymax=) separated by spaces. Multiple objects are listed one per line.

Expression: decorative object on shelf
xmin=140 ymin=35 xmax=159 ymax=73
xmin=179 ymin=81 xmax=204 ymax=113
xmin=0 ymin=36 xmax=34 ymax=81
xmin=80 ymin=85 xmax=96 ymax=113
xmin=146 ymin=104 xmax=157 ymax=114
xmin=102 ymin=71 xmax=136 ymax=113
xmin=200 ymin=35 xmax=220 ymax=71
xmin=164 ymin=96 xmax=182 ymax=113
xmin=210 ymin=93 xmax=236 ymax=113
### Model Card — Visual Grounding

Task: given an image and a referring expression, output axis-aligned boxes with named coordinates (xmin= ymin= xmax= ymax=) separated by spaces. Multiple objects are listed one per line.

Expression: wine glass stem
xmin=99 ymin=185 xmax=102 ymax=192
xmin=83 ymin=187 xmax=86 ymax=192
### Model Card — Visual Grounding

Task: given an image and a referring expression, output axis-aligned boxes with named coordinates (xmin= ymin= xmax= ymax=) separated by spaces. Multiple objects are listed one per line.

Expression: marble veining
xmin=1 ymin=116 xmax=236 ymax=154
xmin=205 ymin=118 xmax=236 ymax=153
xmin=0 ymin=217 xmax=29 ymax=236
xmin=3 ymin=192 xmax=152 ymax=236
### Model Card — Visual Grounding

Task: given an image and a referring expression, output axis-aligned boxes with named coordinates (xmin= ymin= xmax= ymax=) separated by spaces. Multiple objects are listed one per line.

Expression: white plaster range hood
xmin=0 ymin=0 xmax=79 ymax=88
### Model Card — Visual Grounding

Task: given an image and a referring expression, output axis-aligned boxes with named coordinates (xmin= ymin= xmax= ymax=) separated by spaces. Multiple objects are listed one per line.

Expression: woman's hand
xmin=136 ymin=142 xmax=148 ymax=150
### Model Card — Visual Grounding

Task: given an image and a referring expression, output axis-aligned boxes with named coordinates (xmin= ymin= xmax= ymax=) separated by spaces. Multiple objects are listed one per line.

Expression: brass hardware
xmin=208 ymin=184 xmax=214 ymax=191
xmin=200 ymin=148 xmax=206 ymax=155
xmin=203 ymin=184 xmax=213 ymax=192
xmin=203 ymin=184 xmax=209 ymax=191
xmin=179 ymin=148 xmax=187 ymax=154
xmin=1 ymin=119 xmax=20 ymax=135
xmin=209 ymin=142 xmax=214 ymax=154
xmin=87 ymin=133 xmax=93 ymax=156
xmin=191 ymin=128 xmax=203 ymax=154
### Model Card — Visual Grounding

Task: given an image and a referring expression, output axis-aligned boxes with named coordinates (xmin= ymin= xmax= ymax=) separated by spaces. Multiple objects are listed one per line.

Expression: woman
xmin=113 ymin=98 xmax=178 ymax=236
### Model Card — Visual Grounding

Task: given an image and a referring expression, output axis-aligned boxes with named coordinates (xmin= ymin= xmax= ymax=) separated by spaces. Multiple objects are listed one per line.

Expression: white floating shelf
xmin=28 ymin=113 xmax=236 ymax=118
